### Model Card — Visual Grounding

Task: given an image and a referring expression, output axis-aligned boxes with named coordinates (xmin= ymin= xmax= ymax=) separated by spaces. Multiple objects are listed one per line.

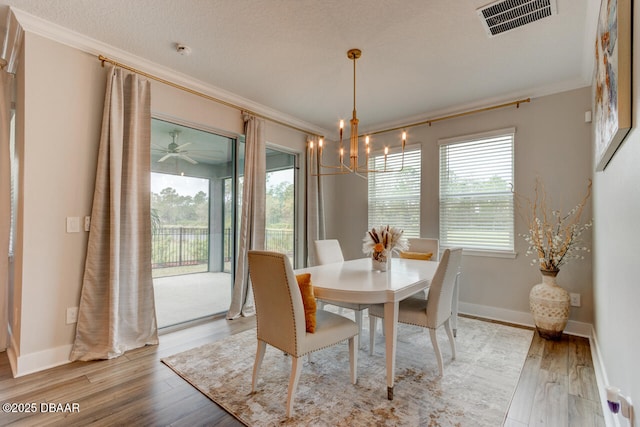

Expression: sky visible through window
xmin=152 ymin=170 xmax=291 ymax=196
xmin=151 ymin=172 xmax=208 ymax=196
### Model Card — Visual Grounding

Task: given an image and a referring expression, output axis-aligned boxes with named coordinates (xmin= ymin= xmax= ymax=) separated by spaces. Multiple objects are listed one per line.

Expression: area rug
xmin=162 ymin=316 xmax=533 ymax=426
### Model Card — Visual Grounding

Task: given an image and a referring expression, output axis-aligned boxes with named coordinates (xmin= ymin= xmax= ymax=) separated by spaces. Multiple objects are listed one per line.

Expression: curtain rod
xmin=368 ymin=98 xmax=531 ymax=137
xmin=97 ymin=54 xmax=323 ymax=138
xmin=98 ymin=54 xmax=529 ymax=140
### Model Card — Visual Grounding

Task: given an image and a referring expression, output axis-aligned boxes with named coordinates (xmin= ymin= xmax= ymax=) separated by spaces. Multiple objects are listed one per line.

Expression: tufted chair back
xmin=248 ymin=250 xmax=306 ymax=357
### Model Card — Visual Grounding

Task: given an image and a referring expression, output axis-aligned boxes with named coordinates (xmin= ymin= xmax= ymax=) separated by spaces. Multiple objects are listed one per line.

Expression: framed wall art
xmin=594 ymin=0 xmax=631 ymax=172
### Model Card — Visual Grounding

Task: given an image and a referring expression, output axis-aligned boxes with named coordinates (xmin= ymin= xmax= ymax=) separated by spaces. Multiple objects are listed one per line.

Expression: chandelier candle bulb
xmin=366 ymin=136 xmax=370 ymax=161
xmin=384 ymin=147 xmax=389 ymax=169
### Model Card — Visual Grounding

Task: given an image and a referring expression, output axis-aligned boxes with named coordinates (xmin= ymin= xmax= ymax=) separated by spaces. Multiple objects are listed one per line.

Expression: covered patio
xmin=153 ymin=272 xmax=232 ymax=328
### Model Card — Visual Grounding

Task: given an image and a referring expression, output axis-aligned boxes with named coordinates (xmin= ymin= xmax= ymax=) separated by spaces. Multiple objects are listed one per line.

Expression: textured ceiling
xmin=0 ymin=0 xmax=600 ymax=136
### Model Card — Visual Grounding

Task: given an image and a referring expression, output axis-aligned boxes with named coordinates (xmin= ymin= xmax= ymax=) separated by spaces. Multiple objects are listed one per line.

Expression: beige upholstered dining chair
xmin=368 ymin=248 xmax=462 ymax=377
xmin=405 ymin=237 xmax=440 ymax=261
xmin=247 ymin=250 xmax=358 ymax=418
xmin=314 ymin=239 xmax=369 ymax=346
xmin=402 ymin=238 xmax=461 ymax=337
xmin=401 ymin=238 xmax=440 ymax=300
xmin=314 ymin=239 xmax=345 ymax=264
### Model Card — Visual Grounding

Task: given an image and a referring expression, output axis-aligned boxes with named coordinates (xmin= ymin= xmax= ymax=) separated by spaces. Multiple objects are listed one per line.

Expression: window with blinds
xmin=439 ymin=128 xmax=514 ymax=252
xmin=367 ymin=146 xmax=421 ymax=238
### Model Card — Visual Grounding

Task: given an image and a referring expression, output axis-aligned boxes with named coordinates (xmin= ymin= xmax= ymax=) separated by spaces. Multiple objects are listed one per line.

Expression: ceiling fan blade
xmin=181 ymin=154 xmax=198 ymax=164
xmin=152 ymin=143 xmax=166 ymax=150
xmin=175 ymin=142 xmax=192 ymax=151
xmin=158 ymin=153 xmax=173 ymax=162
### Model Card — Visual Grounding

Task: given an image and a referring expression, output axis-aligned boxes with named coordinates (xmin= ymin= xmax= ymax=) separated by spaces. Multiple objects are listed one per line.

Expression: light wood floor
xmin=503 ymin=324 xmax=605 ymax=426
xmin=0 ymin=315 xmax=604 ymax=426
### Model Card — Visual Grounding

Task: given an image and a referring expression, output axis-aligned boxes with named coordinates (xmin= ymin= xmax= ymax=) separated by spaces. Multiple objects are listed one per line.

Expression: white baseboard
xmin=458 ymin=301 xmax=593 ymax=338
xmin=10 ymin=343 xmax=73 ymax=378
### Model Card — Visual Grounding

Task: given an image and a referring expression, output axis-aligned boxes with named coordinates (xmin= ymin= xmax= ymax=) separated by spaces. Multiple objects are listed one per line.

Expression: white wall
xmin=591 ymin=2 xmax=640 ymax=423
xmin=326 ymin=87 xmax=594 ymax=327
xmin=9 ymin=32 xmax=308 ymax=376
xmin=13 ymin=33 xmax=104 ymax=373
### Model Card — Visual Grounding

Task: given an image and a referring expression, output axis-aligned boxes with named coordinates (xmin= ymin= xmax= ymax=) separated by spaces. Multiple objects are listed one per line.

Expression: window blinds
xmin=439 ymin=129 xmax=514 ymax=252
xmin=368 ymin=147 xmax=421 ymax=238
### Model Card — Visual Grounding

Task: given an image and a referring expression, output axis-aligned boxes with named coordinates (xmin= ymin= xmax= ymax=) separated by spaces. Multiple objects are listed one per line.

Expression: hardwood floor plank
xmin=0 ymin=354 xmax=14 ymax=382
xmin=530 ymin=369 xmax=569 ymax=426
xmin=567 ymin=336 xmax=600 ymax=402
xmin=79 ymin=379 xmax=202 ymax=426
xmin=504 ymin=416 xmax=529 ymax=427
xmin=504 ymin=350 xmax=542 ymax=424
xmin=540 ymin=338 xmax=569 ymax=374
xmin=568 ymin=394 xmax=604 ymax=427
xmin=527 ymin=330 xmax=546 ymax=358
xmin=0 ymin=357 xmax=127 ymax=398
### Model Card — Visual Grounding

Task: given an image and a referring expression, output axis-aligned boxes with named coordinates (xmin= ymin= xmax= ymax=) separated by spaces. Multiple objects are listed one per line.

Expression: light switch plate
xmin=66 ymin=217 xmax=80 ymax=233
xmin=66 ymin=307 xmax=78 ymax=324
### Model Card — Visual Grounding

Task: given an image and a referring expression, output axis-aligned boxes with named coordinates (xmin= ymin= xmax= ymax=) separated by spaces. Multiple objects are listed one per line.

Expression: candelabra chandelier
xmin=308 ymin=48 xmax=406 ymax=178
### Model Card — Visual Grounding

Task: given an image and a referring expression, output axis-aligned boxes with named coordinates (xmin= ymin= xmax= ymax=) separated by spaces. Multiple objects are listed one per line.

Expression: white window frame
xmin=367 ymin=144 xmax=421 ymax=238
xmin=438 ymin=128 xmax=516 ymax=258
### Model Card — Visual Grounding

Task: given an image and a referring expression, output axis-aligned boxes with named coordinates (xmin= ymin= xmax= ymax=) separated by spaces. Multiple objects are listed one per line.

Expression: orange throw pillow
xmin=399 ymin=251 xmax=433 ymax=261
xmin=296 ymin=273 xmax=317 ymax=333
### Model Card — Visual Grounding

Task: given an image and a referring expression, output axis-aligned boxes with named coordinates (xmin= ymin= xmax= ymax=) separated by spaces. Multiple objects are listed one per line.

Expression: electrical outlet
xmin=66 ymin=307 xmax=78 ymax=324
xmin=570 ymin=293 xmax=581 ymax=307
xmin=84 ymin=216 xmax=91 ymax=232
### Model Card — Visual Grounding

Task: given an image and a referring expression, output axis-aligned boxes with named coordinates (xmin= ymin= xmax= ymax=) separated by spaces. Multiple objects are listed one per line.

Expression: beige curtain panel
xmin=305 ymin=135 xmax=326 ymax=267
xmin=0 ymin=70 xmax=12 ymax=351
xmin=70 ymin=66 xmax=158 ymax=361
xmin=227 ymin=113 xmax=266 ymax=319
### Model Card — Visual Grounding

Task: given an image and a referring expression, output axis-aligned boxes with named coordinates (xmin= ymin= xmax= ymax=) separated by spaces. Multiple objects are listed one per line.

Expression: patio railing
xmin=153 ymin=226 xmax=294 ymax=272
xmin=152 ymin=226 xmax=208 ymax=269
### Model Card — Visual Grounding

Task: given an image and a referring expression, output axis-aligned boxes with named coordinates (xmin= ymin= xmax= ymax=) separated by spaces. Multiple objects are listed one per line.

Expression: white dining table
xmin=295 ymin=257 xmax=440 ymax=400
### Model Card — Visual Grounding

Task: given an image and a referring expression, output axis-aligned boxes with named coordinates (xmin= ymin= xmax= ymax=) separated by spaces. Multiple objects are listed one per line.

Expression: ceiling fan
xmin=153 ymin=131 xmax=198 ymax=164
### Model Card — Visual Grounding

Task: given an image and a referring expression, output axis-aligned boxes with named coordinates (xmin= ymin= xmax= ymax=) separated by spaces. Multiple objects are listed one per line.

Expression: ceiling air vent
xmin=477 ymin=0 xmax=557 ymax=37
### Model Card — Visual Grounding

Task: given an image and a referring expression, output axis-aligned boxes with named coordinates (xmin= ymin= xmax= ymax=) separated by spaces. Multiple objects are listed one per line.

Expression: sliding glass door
xmin=150 ymin=118 xmax=241 ymax=328
xmin=265 ymin=148 xmax=296 ymax=266
xmin=150 ymin=118 xmax=299 ymax=328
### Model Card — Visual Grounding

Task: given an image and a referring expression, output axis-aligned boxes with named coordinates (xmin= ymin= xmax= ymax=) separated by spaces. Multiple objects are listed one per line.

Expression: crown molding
xmin=9 ymin=7 xmax=331 ymax=138
xmin=360 ymin=78 xmax=591 ymax=137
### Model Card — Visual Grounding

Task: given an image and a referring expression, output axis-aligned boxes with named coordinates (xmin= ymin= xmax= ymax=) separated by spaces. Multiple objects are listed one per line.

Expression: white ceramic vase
xmin=529 ymin=269 xmax=570 ymax=340
xmin=371 ymin=251 xmax=390 ymax=272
